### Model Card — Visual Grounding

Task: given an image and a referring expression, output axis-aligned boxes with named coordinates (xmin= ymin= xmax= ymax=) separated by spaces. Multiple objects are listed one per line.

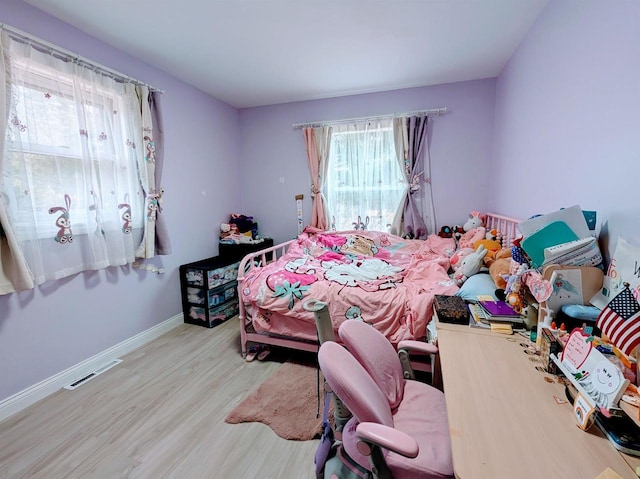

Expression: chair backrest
xmin=339 ymin=320 xmax=405 ymax=409
xmin=318 ymin=341 xmax=393 ymax=427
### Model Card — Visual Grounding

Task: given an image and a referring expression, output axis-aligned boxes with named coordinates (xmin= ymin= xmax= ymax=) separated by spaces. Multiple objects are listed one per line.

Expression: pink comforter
xmin=241 ymin=229 xmax=459 ymax=345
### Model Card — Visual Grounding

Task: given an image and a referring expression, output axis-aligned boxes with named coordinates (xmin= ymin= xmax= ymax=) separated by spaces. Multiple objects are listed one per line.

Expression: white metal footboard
xmin=485 ymin=212 xmax=521 ymax=248
xmin=237 ymin=239 xmax=297 ymax=357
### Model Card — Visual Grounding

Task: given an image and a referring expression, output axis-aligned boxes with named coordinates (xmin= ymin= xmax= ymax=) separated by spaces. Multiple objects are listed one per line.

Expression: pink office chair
xmin=318 ymin=321 xmax=453 ymax=479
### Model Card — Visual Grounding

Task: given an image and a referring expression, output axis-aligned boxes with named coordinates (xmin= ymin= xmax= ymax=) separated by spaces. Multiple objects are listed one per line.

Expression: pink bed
xmin=237 ymin=213 xmax=520 ymax=358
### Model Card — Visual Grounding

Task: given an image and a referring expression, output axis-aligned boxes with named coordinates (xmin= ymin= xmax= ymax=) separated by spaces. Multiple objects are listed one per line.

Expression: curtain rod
xmin=292 ymin=107 xmax=447 ymax=130
xmin=0 ymin=23 xmax=164 ymax=94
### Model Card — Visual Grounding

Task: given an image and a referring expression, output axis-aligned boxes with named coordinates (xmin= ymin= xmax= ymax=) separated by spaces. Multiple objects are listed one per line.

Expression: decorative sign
xmin=554 ymin=330 xmax=628 ymax=411
xmin=561 ymin=330 xmax=592 ymax=371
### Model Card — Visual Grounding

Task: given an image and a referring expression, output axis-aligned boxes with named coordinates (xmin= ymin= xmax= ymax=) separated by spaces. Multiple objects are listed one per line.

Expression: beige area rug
xmin=225 ymin=361 xmax=331 ymax=441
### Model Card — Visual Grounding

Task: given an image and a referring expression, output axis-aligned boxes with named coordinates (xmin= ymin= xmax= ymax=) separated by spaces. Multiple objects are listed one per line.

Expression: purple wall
xmin=492 ymin=0 xmax=640 ymax=257
xmin=239 ymin=79 xmax=496 ymax=243
xmin=0 ymin=0 xmax=242 ymax=402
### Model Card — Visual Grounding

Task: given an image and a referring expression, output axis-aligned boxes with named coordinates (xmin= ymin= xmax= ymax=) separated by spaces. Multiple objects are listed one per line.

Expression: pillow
xmin=455 ymin=273 xmax=498 ymax=301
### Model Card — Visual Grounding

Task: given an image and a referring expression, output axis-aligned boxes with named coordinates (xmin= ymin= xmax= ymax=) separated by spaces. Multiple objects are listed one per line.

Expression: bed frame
xmin=486 ymin=212 xmax=521 ymax=249
xmin=236 ymin=213 xmax=521 ymax=360
xmin=237 ymin=240 xmax=301 ymax=358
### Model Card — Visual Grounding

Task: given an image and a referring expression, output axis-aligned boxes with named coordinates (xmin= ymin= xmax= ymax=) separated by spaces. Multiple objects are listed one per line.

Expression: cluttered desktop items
xmin=433 ymin=207 xmax=640 ymax=477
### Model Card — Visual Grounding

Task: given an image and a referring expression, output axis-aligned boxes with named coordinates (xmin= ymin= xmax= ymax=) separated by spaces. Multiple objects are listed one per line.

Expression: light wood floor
xmin=0 ymin=318 xmax=319 ymax=479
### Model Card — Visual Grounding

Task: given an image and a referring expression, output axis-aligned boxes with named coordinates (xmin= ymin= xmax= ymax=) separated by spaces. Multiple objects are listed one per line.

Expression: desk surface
xmin=436 ymin=321 xmax=640 ymax=479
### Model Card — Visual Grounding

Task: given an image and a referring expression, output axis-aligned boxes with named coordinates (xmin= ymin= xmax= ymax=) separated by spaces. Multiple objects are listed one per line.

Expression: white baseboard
xmin=0 ymin=313 xmax=184 ymax=422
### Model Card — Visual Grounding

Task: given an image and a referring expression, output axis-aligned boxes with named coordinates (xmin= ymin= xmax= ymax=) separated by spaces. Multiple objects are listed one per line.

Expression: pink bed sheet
xmin=241 ymin=229 xmax=459 ymax=345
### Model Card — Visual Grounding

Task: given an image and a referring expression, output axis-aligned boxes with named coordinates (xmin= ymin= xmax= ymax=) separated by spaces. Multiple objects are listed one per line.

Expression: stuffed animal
xmin=453 ymin=245 xmax=488 ymax=286
xmin=452 ymin=225 xmax=465 ymax=242
xmin=474 ymin=238 xmax=502 ymax=256
xmin=507 ymin=292 xmax=524 ymax=314
xmin=484 ymin=246 xmax=511 ymax=267
xmin=463 ymin=211 xmax=486 ymax=232
xmin=489 ymin=257 xmax=511 ymax=290
xmin=458 ymin=227 xmax=486 ymax=249
xmin=220 ymin=222 xmax=239 ymax=238
xmin=450 ymin=247 xmax=474 ymax=274
xmin=438 ymin=226 xmax=453 ymax=239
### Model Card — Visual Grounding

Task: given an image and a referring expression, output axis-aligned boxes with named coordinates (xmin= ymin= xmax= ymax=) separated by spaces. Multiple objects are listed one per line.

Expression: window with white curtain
xmin=1 ymin=33 xmax=145 ymax=284
xmin=325 ymin=119 xmax=404 ymax=231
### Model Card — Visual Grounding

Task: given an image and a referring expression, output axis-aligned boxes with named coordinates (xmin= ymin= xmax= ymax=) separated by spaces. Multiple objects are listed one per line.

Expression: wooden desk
xmin=436 ymin=325 xmax=640 ymax=478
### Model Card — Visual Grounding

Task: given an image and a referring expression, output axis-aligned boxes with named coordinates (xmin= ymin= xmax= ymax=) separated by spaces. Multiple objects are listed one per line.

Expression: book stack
xmin=479 ymin=300 xmax=522 ymax=321
xmin=468 ymin=299 xmax=524 ymax=329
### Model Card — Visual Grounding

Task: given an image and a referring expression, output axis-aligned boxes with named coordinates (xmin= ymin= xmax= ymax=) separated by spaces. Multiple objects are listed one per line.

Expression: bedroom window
xmin=0 ymin=29 xmax=167 ymax=290
xmin=5 ymin=65 xmax=145 ymax=240
xmin=325 ymin=119 xmax=404 ymax=232
xmin=302 ymin=113 xmax=435 ymax=238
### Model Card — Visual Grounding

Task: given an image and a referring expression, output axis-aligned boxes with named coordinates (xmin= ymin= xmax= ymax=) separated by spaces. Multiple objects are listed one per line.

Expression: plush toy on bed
xmin=452 ymin=225 xmax=465 ymax=242
xmin=438 ymin=225 xmax=453 ymax=239
xmin=475 ymin=231 xmax=503 ymax=262
xmin=458 ymin=211 xmax=487 ymax=249
xmin=458 ymin=227 xmax=486 ymax=250
xmin=489 ymin=256 xmax=511 ymax=290
xmin=452 ymin=245 xmax=489 ymax=286
xmin=450 ymin=247 xmax=474 ymax=274
xmin=464 ymin=211 xmax=486 ymax=231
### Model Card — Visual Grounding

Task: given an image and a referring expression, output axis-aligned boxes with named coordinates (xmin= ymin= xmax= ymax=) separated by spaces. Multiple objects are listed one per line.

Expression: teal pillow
xmin=455 ymin=273 xmax=498 ymax=301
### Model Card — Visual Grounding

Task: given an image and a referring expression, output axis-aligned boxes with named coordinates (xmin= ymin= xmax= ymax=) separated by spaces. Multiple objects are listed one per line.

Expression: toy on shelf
xmin=220 ymin=222 xmax=239 ymax=239
xmin=220 ymin=213 xmax=265 ymax=245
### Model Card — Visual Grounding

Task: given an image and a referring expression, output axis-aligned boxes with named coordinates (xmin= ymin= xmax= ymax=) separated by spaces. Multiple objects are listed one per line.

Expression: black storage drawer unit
xmin=185 ymin=280 xmax=238 ymax=308
xmin=180 ymin=256 xmax=241 ymax=328
xmin=218 ymin=238 xmax=274 ymax=262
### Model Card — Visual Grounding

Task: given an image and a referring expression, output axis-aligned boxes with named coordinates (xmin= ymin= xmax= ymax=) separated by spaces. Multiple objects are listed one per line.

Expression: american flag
xmin=596 ymin=284 xmax=640 ymax=356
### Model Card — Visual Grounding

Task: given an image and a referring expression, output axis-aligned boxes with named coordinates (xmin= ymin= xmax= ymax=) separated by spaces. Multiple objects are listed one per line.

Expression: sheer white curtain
xmin=0 ymin=33 xmax=34 ymax=293
xmin=325 ymin=119 xmax=405 ymax=232
xmin=1 ymin=32 xmax=145 ymax=284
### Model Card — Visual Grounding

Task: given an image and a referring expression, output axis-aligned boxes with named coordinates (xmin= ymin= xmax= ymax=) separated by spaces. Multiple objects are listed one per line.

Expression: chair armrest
xmin=356 ymin=422 xmax=419 ymax=459
xmin=398 ymin=340 xmax=438 ymax=355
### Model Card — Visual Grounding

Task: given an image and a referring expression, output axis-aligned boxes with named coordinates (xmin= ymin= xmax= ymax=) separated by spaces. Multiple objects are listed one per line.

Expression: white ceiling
xmin=22 ymin=0 xmax=549 ymax=108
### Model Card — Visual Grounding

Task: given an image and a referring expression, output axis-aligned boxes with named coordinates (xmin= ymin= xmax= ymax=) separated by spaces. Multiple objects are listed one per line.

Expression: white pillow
xmin=455 ymin=273 xmax=498 ymax=301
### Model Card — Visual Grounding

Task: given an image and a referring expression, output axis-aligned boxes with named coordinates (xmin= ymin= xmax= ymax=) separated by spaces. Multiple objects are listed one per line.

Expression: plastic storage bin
xmin=180 ymin=256 xmax=240 ymax=328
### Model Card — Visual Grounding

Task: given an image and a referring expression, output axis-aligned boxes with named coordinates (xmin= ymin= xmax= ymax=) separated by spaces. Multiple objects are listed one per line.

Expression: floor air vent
xmin=64 ymin=358 xmax=123 ymax=390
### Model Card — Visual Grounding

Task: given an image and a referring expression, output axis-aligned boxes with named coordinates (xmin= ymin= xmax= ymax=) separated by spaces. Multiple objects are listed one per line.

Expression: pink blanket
xmin=241 ymin=229 xmax=459 ymax=345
